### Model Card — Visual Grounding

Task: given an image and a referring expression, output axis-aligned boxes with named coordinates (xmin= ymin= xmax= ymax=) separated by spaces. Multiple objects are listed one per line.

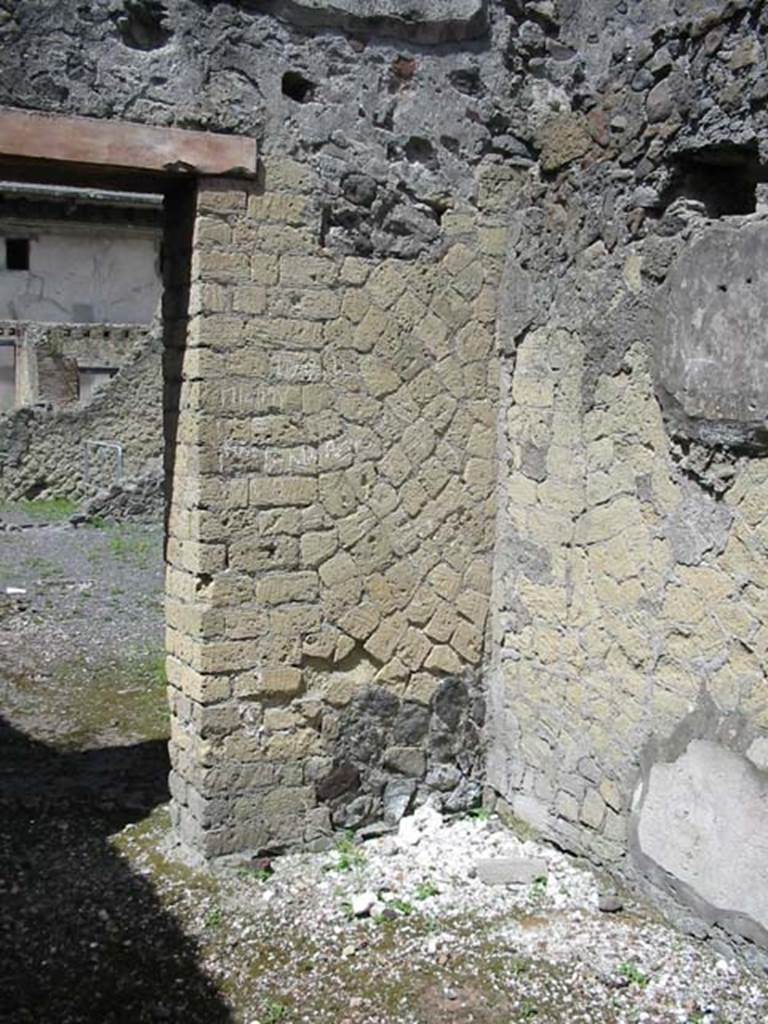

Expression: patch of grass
xmin=618 ymin=962 xmax=649 ymax=989
xmin=530 ymin=875 xmax=548 ymax=901
xmin=18 ymin=497 xmax=78 ymax=521
xmin=327 ymin=831 xmax=367 ymax=872
xmin=6 ymin=650 xmax=171 ymax=749
xmin=25 ymin=555 xmax=66 ymax=578
xmin=205 ymin=907 xmax=223 ymax=929
xmin=261 ymin=997 xmax=289 ymax=1023
xmin=415 ymin=880 xmax=439 ymax=901
xmin=151 ymin=653 xmax=167 ymax=687
xmin=390 ymin=898 xmax=414 ymax=916
xmin=108 ymin=526 xmax=156 ymax=567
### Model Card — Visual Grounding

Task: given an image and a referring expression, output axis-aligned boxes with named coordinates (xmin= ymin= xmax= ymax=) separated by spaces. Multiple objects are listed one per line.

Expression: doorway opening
xmin=0 ymin=152 xmax=195 ymax=797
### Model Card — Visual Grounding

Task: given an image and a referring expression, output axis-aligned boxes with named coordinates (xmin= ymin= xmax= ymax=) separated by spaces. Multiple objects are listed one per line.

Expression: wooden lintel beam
xmin=0 ymin=107 xmax=258 ymax=180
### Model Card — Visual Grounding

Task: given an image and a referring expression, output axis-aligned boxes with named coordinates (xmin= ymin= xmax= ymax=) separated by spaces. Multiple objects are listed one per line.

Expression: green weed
xmin=204 ymin=907 xmax=223 ymax=928
xmin=389 ymin=898 xmax=414 ymax=915
xmin=328 ymin=832 xmax=367 ymax=872
xmin=618 ymin=962 xmax=649 ymax=988
xmin=468 ymin=806 xmax=491 ymax=822
xmin=530 ymin=875 xmax=548 ymax=900
xmin=414 ymin=880 xmax=439 ymax=901
xmin=261 ymin=997 xmax=289 ymax=1023
xmin=242 ymin=866 xmax=273 ymax=883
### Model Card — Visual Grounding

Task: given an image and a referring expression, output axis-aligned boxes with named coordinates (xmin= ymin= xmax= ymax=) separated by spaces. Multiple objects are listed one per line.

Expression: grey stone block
xmin=659 ymin=221 xmax=768 ymax=447
xmin=475 ymin=857 xmax=548 ymax=886
xmin=598 ymin=893 xmax=623 ymax=913
xmin=383 ymin=746 xmax=427 ymax=777
xmin=273 ymin=0 xmax=488 ymax=43
xmin=383 ymin=779 xmax=416 ymax=824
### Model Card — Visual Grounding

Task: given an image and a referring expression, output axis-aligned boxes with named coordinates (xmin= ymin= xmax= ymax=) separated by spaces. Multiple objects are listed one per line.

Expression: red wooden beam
xmin=0 ymin=107 xmax=257 ymax=179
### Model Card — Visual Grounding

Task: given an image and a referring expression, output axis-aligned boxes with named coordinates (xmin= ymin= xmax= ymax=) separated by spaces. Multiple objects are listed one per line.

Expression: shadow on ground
xmin=0 ymin=715 xmax=231 ymax=1023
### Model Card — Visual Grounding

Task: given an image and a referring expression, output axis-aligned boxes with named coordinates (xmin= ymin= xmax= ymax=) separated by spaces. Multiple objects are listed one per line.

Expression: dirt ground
xmin=2 ymin=503 xmax=768 ymax=1024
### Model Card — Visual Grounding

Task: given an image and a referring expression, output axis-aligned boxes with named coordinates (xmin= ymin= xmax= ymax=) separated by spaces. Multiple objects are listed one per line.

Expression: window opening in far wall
xmin=5 ymin=237 xmax=30 ymax=271
xmin=78 ymin=365 xmax=118 ymax=405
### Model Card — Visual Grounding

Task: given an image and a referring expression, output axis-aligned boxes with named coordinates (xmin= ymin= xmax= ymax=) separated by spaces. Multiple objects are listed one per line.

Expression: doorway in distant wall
xmin=0 ymin=163 xmax=194 ymax=492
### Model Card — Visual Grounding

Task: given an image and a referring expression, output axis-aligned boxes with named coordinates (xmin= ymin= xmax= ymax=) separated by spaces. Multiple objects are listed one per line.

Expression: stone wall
xmin=165 ymin=163 xmax=503 ymax=856
xmin=489 ymin=311 xmax=768 ymax=959
xmin=0 ymin=322 xmax=161 ymax=499
xmin=483 ymin=1 xmax=768 ymax=964
xmin=6 ymin=320 xmax=150 ymax=408
xmin=5 ymin=0 xmax=768 ymax=962
xmin=44 ymin=322 xmax=150 ymax=372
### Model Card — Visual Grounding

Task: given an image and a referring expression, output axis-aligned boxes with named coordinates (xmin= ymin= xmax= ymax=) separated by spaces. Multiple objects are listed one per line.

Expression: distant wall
xmin=1 ymin=319 xmax=151 ymax=409
xmin=0 ymin=323 xmax=161 ymax=500
xmin=0 ymin=224 xmax=161 ymax=324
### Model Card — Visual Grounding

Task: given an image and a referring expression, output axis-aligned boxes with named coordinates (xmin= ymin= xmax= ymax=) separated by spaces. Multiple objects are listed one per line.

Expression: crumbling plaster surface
xmin=4 ymin=0 xmax=768 ymax=961
xmin=629 ymin=693 xmax=768 ymax=949
xmin=657 ymin=219 xmax=768 ymax=446
xmin=634 ymin=732 xmax=768 ymax=947
xmin=263 ymin=0 xmax=490 ymax=44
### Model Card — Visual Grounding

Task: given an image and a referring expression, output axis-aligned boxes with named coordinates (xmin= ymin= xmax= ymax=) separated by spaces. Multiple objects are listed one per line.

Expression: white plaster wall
xmin=636 ymin=739 xmax=768 ymax=934
xmin=0 ymin=228 xmax=161 ymax=324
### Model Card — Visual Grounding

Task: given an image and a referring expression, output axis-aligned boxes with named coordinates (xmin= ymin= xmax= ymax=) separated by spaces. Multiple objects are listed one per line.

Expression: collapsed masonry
xmin=4 ymin=0 xmax=768 ymax=966
xmin=0 ymin=321 xmax=163 ymax=502
xmin=0 ymin=183 xmax=164 ymax=501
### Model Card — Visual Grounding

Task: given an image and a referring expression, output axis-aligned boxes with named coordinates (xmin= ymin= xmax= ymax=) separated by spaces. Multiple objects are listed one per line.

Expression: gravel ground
xmin=2 ymin=506 xmax=768 ymax=1024
xmin=0 ymin=515 xmax=163 ymax=671
xmin=0 ymin=512 xmax=164 ymax=746
xmin=115 ymin=803 xmax=768 ymax=1024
